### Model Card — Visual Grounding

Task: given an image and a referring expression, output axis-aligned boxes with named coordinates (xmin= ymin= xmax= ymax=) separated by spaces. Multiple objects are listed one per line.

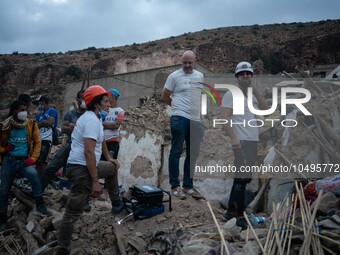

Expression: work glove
xmin=3 ymin=144 xmax=14 ymax=153
xmin=117 ymin=111 xmax=124 ymax=122
xmin=24 ymin=158 xmax=35 ymax=166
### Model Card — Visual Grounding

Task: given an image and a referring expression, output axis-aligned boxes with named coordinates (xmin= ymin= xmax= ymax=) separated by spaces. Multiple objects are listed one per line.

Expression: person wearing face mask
xmin=56 ymin=85 xmax=121 ymax=255
xmin=33 ymin=95 xmax=58 ymax=177
xmin=220 ymin=61 xmax=268 ymax=221
xmin=18 ymin=93 xmax=35 ymax=119
xmin=41 ymin=90 xmax=86 ymax=192
xmin=0 ymin=100 xmax=51 ymax=231
xmin=101 ymin=88 xmax=124 ymax=160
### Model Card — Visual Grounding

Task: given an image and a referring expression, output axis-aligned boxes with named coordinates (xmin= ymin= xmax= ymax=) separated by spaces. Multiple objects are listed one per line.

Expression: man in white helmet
xmin=220 ymin=61 xmax=268 ymax=220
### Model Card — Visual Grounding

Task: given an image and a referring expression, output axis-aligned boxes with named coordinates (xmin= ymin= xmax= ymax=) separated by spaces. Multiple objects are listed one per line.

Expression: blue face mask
xmin=99 ymin=110 xmax=108 ymax=121
xmin=38 ymin=105 xmax=45 ymax=111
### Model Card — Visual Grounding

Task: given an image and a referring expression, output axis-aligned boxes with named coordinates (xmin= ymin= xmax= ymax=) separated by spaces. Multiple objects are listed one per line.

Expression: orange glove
xmin=24 ymin=158 xmax=35 ymax=166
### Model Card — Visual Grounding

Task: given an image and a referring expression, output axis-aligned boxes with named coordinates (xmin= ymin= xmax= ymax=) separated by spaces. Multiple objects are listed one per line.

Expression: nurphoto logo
xmin=200 ymin=83 xmax=312 ymax=127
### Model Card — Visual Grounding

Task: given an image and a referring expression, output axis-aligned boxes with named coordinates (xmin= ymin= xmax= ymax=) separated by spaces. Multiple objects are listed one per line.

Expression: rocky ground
xmin=1 ymin=183 xmax=230 ymax=255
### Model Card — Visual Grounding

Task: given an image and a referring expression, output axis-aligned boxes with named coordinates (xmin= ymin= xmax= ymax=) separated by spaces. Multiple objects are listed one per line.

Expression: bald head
xmin=181 ymin=50 xmax=196 ymax=74
xmin=182 ymin=50 xmax=196 ymax=59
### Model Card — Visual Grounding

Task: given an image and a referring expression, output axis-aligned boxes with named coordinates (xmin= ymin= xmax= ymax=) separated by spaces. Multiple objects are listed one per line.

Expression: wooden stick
xmin=288 ymin=224 xmax=340 ymax=246
xmin=183 ymin=222 xmax=213 ymax=229
xmin=286 ymin=193 xmax=297 ymax=255
xmin=295 ymin=66 xmax=323 ymax=94
xmin=299 ymin=189 xmax=323 ymax=255
xmin=281 ymin=195 xmax=291 ymax=252
xmin=322 ymin=245 xmax=337 ymax=255
xmin=299 ymin=183 xmax=323 ymax=255
xmin=112 ymin=224 xmax=127 ymax=255
xmin=298 ymin=116 xmax=340 ymax=161
xmin=248 ymin=178 xmax=271 ymax=212
xmin=207 ymin=201 xmax=230 ymax=255
xmin=273 ymin=148 xmax=307 ymax=180
xmin=14 ymin=221 xmax=38 ymax=255
xmin=282 ymin=71 xmax=298 ymax=80
xmin=246 ymin=226 xmax=249 ymax=243
xmin=264 ymin=218 xmax=274 ymax=252
xmin=269 ymin=201 xmax=285 ymax=255
xmin=272 ymin=203 xmax=284 ymax=255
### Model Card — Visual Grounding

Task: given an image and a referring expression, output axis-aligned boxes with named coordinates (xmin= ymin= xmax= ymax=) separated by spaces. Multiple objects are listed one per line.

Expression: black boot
xmin=35 ymin=197 xmax=52 ymax=217
xmin=0 ymin=213 xmax=7 ymax=231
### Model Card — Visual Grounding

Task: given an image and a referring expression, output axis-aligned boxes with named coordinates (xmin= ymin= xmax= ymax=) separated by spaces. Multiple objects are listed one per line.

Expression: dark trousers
xmin=41 ymin=142 xmax=71 ymax=191
xmin=57 ymin=161 xmax=119 ymax=254
xmin=100 ymin=141 xmax=119 ymax=160
xmin=0 ymin=156 xmax=43 ymax=216
xmin=228 ymin=140 xmax=258 ymax=215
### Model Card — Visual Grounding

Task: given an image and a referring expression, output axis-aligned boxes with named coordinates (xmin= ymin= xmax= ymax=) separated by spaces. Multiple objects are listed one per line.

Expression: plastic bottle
xmin=246 ymin=211 xmax=258 ymax=228
xmin=256 ymin=216 xmax=266 ymax=225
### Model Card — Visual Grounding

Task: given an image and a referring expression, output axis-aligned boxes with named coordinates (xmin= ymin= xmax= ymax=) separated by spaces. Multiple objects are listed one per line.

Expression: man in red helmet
xmin=56 ymin=85 xmax=122 ymax=255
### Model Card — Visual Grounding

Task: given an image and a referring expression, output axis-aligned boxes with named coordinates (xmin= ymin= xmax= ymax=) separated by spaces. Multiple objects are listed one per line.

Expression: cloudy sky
xmin=0 ymin=0 xmax=339 ymax=54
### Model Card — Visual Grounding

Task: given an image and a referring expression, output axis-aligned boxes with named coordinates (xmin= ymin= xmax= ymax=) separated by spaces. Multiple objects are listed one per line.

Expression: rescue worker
xmin=0 ymin=100 xmax=51 ymax=231
xmin=56 ymin=85 xmax=121 ymax=255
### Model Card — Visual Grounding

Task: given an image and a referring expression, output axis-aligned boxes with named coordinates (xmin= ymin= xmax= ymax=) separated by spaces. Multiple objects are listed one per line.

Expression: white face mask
xmin=80 ymin=100 xmax=86 ymax=109
xmin=17 ymin=111 xmax=28 ymax=121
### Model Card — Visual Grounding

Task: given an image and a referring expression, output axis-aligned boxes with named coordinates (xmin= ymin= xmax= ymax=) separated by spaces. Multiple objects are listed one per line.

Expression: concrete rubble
xmin=1 ymin=73 xmax=340 ymax=254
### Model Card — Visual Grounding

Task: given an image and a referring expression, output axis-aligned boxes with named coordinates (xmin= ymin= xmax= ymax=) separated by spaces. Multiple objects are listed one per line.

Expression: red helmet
xmin=83 ymin=85 xmax=111 ymax=106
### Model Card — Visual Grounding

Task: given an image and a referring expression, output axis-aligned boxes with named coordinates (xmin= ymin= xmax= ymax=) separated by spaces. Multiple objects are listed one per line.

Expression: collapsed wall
xmin=117 ymin=97 xmax=240 ymax=200
xmin=261 ymin=82 xmax=340 ymax=212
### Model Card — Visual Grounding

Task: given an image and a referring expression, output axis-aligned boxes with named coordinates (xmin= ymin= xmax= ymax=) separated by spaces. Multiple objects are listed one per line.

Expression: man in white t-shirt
xmin=161 ymin=50 xmax=205 ymax=199
xmin=220 ymin=61 xmax=268 ymax=219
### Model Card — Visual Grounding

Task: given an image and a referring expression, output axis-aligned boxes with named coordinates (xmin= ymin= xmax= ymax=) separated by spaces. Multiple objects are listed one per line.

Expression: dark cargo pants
xmin=56 ymin=161 xmax=119 ymax=254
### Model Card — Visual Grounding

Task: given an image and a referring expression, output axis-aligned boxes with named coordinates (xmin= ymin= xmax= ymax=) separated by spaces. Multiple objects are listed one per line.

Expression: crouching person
xmin=0 ymin=100 xmax=51 ymax=231
xmin=56 ymin=85 xmax=121 ymax=255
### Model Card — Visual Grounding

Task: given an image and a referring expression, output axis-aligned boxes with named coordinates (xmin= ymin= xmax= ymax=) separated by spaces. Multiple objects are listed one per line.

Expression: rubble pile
xmin=122 ymin=97 xmax=170 ymax=141
xmin=1 ymin=78 xmax=340 ymax=255
xmin=272 ymin=89 xmax=340 ymax=175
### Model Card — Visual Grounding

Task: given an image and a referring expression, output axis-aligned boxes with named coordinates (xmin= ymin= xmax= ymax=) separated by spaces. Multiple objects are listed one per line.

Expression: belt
xmin=106 ymin=137 xmax=120 ymax=143
xmin=6 ymin=155 xmax=27 ymax=160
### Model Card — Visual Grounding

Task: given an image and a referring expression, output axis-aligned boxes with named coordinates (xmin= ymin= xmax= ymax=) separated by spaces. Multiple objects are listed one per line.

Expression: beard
xmin=239 ymin=79 xmax=252 ymax=88
xmin=183 ymin=67 xmax=193 ymax=74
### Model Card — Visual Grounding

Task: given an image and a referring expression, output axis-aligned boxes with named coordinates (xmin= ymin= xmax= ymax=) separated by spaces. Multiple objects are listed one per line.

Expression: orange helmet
xmin=83 ymin=85 xmax=111 ymax=106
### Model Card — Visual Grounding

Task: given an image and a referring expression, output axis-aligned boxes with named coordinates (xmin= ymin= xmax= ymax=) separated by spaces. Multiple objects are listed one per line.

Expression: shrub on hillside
xmin=65 ymin=65 xmax=82 ymax=79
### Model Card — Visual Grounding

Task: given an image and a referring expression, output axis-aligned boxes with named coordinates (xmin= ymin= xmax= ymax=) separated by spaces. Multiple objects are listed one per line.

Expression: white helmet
xmin=235 ymin=61 xmax=254 ymax=76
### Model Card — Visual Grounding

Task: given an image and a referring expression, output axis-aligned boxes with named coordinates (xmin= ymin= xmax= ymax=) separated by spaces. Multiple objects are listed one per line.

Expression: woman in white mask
xmin=0 ymin=100 xmax=51 ymax=231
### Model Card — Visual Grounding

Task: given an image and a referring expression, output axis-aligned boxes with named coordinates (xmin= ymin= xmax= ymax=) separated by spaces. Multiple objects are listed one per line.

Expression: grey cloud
xmin=0 ymin=0 xmax=339 ymax=54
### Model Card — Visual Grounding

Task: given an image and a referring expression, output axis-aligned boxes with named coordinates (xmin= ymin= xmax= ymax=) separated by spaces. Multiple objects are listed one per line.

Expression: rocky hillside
xmin=0 ymin=19 xmax=340 ymax=112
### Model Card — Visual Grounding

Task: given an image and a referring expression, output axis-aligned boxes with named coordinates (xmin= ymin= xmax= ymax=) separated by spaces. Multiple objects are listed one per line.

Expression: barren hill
xmin=0 ymin=19 xmax=340 ymax=112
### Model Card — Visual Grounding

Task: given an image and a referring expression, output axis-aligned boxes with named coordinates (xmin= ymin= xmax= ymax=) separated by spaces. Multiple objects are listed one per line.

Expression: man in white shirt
xmin=161 ymin=50 xmax=205 ymax=198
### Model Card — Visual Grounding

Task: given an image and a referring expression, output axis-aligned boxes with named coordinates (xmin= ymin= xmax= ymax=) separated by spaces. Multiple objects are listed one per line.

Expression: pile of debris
xmin=122 ymin=97 xmax=170 ymax=142
xmin=1 ymin=73 xmax=340 ymax=255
